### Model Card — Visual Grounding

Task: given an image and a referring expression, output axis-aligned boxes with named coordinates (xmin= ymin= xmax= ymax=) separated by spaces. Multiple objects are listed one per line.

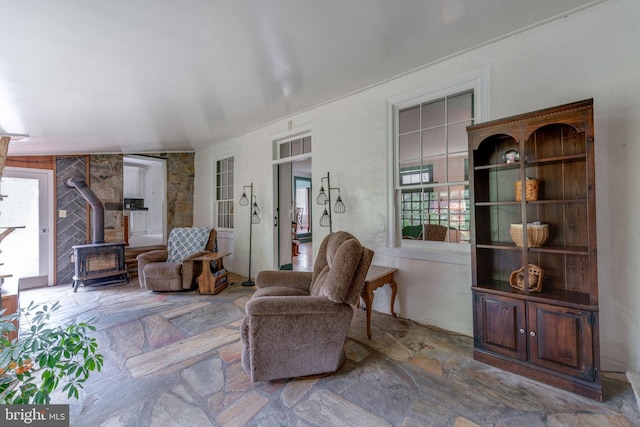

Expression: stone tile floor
xmin=19 ymin=276 xmax=640 ymax=427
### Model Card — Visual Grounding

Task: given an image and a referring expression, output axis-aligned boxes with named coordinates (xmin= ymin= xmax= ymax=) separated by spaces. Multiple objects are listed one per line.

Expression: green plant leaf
xmin=0 ymin=300 xmax=103 ymax=404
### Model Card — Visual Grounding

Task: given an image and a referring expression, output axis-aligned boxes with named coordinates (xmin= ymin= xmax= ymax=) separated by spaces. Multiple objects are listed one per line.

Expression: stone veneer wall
xmin=90 ymin=154 xmax=124 ymax=242
xmin=55 ymin=153 xmax=194 ymax=285
xmin=165 ymin=153 xmax=195 ymax=230
xmin=89 ymin=152 xmax=195 ymax=239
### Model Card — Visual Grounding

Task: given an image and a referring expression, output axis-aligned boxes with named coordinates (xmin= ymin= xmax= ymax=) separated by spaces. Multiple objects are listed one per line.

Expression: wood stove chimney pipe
xmin=66 ymin=177 xmax=105 ymax=244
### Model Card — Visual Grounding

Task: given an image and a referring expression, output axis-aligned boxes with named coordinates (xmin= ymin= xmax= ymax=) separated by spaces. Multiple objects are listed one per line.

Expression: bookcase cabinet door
xmin=474 ymin=292 xmax=527 ymax=361
xmin=527 ymin=301 xmax=596 ymax=381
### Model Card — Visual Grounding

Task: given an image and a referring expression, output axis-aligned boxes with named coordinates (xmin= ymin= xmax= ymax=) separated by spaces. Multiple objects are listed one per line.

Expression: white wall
xmin=194 ymin=0 xmax=640 ymax=372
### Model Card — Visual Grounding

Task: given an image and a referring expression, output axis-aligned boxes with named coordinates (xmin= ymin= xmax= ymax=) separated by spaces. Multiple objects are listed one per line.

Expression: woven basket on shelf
xmin=514 ymin=179 xmax=539 ymax=201
xmin=509 ymin=223 xmax=549 ymax=247
xmin=509 ymin=264 xmax=543 ymax=292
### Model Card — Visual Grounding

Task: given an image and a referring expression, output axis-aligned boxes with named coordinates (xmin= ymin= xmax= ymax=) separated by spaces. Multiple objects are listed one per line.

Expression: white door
xmin=0 ymin=167 xmax=54 ymax=288
xmin=278 ymin=163 xmax=293 ymax=269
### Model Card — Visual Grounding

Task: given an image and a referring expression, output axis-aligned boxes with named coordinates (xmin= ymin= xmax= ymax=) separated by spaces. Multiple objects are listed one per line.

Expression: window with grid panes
xmin=396 ymin=91 xmax=473 ymax=244
xmin=278 ymin=135 xmax=311 ymax=159
xmin=216 ymin=157 xmax=234 ymax=229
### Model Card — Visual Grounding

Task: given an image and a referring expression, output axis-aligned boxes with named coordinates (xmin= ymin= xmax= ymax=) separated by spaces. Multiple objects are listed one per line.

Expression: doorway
xmin=292 ymin=176 xmax=312 ymax=270
xmin=276 ymin=158 xmax=312 ymax=271
xmin=294 ymin=176 xmax=311 ymax=236
xmin=123 ymin=155 xmax=167 ymax=248
xmin=0 ymin=167 xmax=54 ymax=289
xmin=272 ymin=128 xmax=313 ymax=271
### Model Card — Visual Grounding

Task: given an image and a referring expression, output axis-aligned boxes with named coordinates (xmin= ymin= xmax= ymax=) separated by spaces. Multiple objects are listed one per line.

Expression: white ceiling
xmin=2 ymin=0 xmax=603 ymax=156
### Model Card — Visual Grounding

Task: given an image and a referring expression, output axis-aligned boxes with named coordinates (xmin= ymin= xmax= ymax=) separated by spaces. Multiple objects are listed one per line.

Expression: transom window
xmin=216 ymin=156 xmax=234 ymax=229
xmin=395 ymin=90 xmax=474 ymax=244
xmin=278 ymin=135 xmax=311 ymax=159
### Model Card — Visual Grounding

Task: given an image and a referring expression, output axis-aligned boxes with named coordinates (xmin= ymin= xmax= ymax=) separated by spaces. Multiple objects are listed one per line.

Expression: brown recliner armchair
xmin=137 ymin=227 xmax=216 ymax=291
xmin=241 ymin=231 xmax=374 ymax=382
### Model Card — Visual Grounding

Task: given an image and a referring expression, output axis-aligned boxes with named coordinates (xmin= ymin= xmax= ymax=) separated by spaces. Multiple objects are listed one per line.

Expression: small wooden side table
xmin=359 ymin=265 xmax=398 ymax=339
xmin=193 ymin=252 xmax=231 ymax=295
xmin=1 ymin=277 xmax=19 ymax=342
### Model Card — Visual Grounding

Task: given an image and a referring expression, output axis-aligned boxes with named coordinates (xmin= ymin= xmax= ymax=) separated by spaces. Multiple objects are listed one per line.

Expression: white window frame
xmin=215 ymin=155 xmax=235 ymax=231
xmin=272 ymin=124 xmax=313 ymax=163
xmin=385 ymin=69 xmax=488 ymax=264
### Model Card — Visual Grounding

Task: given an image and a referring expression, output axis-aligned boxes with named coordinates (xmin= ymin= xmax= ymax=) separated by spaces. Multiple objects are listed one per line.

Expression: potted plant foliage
xmin=0 ymin=300 xmax=103 ymax=404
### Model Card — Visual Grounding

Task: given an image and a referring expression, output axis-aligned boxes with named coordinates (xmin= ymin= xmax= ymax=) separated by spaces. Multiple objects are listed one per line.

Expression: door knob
xmin=519 ymin=328 xmax=525 ymax=334
xmin=530 ymin=331 xmax=536 ymax=337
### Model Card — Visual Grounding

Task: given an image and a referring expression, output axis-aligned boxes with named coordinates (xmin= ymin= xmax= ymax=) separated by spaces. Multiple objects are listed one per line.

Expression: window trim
xmin=386 ymin=69 xmax=488 ymax=263
xmin=214 ymin=154 xmax=235 ymax=231
xmin=272 ymin=123 xmax=313 ymax=163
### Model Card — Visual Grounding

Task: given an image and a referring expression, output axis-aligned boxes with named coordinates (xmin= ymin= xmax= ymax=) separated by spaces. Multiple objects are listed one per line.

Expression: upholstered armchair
xmin=402 ymin=224 xmax=458 ymax=242
xmin=241 ymin=231 xmax=374 ymax=382
xmin=137 ymin=227 xmax=216 ymax=291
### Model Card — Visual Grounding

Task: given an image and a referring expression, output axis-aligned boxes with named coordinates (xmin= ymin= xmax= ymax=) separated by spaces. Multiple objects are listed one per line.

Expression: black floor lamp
xmin=239 ymin=183 xmax=260 ymax=286
xmin=316 ymin=172 xmax=346 ymax=233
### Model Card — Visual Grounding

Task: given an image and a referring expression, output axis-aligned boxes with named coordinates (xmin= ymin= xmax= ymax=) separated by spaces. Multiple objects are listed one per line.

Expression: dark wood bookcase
xmin=467 ymin=99 xmax=601 ymax=401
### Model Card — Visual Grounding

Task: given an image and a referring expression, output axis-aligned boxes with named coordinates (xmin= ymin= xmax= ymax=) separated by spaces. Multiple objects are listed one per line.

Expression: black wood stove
xmin=67 ymin=177 xmax=128 ymax=292
xmin=71 ymin=243 xmax=128 ymax=292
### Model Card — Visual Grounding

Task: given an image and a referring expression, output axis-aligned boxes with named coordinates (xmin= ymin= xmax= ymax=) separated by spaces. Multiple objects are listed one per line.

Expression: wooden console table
xmin=193 ymin=252 xmax=231 ymax=295
xmin=359 ymin=265 xmax=398 ymax=339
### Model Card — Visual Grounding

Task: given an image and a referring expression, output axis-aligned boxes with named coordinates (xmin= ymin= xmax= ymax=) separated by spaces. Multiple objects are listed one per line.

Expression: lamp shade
xmin=319 ymin=208 xmax=331 ymax=227
xmin=316 ymin=187 xmax=328 ymax=205
xmin=239 ymin=192 xmax=249 ymax=206
xmin=333 ymin=196 xmax=346 ymax=214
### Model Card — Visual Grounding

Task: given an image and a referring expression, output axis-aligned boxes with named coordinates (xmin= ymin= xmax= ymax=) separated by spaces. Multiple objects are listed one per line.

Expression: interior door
xmin=0 ymin=167 xmax=53 ymax=288
xmin=277 ymin=163 xmax=293 ymax=269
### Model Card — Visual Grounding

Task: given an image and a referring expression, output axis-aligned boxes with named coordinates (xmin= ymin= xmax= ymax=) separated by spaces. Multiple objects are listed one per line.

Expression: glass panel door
xmin=0 ymin=168 xmax=52 ymax=288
